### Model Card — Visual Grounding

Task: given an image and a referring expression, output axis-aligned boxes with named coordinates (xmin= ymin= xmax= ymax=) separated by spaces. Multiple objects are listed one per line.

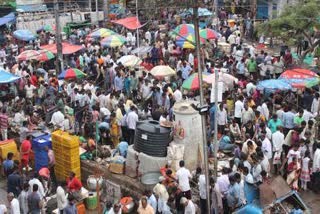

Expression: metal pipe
xmin=193 ymin=0 xmax=210 ymax=212
xmin=96 ymin=0 xmax=99 ymax=25
xmin=136 ymin=0 xmax=140 ymax=56
xmin=213 ymin=65 xmax=219 ymax=179
xmin=54 ymin=0 xmax=63 ymax=73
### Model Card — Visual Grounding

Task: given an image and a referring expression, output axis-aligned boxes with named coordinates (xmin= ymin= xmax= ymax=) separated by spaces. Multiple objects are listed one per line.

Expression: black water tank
xmin=134 ymin=120 xmax=171 ymax=157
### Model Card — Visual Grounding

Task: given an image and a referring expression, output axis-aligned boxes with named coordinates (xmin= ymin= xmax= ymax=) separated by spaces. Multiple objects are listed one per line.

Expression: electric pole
xmin=193 ymin=0 xmax=210 ymax=212
xmin=96 ymin=0 xmax=99 ymax=25
xmin=54 ymin=0 xmax=63 ymax=73
xmin=136 ymin=0 xmax=140 ymax=56
xmin=103 ymin=0 xmax=109 ymax=27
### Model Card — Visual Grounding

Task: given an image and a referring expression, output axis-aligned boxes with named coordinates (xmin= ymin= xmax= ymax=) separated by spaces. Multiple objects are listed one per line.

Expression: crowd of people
xmin=0 ymin=1 xmax=319 ymax=214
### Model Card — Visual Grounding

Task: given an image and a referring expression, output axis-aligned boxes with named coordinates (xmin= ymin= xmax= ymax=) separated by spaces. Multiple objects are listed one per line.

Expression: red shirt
xmin=21 ymin=140 xmax=31 ymax=160
xmin=67 ymin=177 xmax=82 ymax=192
xmin=0 ymin=113 xmax=8 ymax=129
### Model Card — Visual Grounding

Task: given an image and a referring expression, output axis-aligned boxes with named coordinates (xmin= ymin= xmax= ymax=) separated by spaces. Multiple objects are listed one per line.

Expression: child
xmin=300 ymin=151 xmax=311 ymax=191
xmin=286 ymin=157 xmax=301 ymax=190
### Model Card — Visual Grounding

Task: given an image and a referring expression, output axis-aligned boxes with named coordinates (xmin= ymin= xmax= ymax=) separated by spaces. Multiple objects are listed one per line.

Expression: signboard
xmin=105 ymin=180 xmax=121 ymax=204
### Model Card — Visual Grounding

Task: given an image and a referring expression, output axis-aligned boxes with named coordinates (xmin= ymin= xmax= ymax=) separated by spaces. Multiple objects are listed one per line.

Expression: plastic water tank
xmin=134 ymin=120 xmax=171 ymax=157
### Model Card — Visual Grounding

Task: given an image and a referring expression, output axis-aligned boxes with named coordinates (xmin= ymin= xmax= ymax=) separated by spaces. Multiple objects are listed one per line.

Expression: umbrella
xmin=284 ymin=78 xmax=320 ymax=88
xmin=88 ymin=28 xmax=116 ymax=38
xmin=182 ymin=72 xmax=210 ymax=90
xmin=0 ymin=70 xmax=21 ymax=84
xmin=117 ymin=55 xmax=142 ymax=67
xmin=37 ymin=24 xmax=56 ymax=33
xmin=199 ymin=28 xmax=220 ymax=40
xmin=17 ymin=50 xmax=40 ymax=61
xmin=279 ymin=68 xmax=318 ymax=79
xmin=13 ymin=30 xmax=36 ymax=41
xmin=171 ymin=24 xmax=195 ymax=38
xmin=101 ymin=35 xmax=126 ymax=47
xmin=37 ymin=50 xmax=55 ymax=61
xmin=176 ymin=34 xmax=205 ymax=49
xmin=36 ymin=68 xmax=46 ymax=74
xmin=150 ymin=65 xmax=176 ymax=78
xmin=58 ymin=68 xmax=86 ymax=80
xmin=256 ymin=79 xmax=292 ymax=91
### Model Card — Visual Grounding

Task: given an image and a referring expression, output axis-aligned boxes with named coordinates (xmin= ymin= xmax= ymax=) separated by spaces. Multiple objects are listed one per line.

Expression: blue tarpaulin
xmin=16 ymin=4 xmax=47 ymax=12
xmin=0 ymin=12 xmax=15 ymax=26
xmin=13 ymin=29 xmax=36 ymax=41
xmin=0 ymin=70 xmax=20 ymax=84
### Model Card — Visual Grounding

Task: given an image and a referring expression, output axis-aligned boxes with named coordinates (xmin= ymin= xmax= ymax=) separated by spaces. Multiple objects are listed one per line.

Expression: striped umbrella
xmin=36 ymin=50 xmax=55 ymax=61
xmin=89 ymin=28 xmax=117 ymax=38
xmin=182 ymin=72 xmax=210 ymax=90
xmin=200 ymin=28 xmax=220 ymax=40
xmin=176 ymin=34 xmax=205 ymax=49
xmin=58 ymin=68 xmax=86 ymax=80
xmin=171 ymin=24 xmax=195 ymax=38
xmin=17 ymin=50 xmax=41 ymax=61
xmin=101 ymin=35 xmax=126 ymax=47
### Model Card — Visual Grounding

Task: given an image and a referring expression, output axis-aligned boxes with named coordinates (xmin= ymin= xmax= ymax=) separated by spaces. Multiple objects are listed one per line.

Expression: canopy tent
xmin=40 ymin=42 xmax=84 ymax=55
xmin=0 ymin=13 xmax=15 ymax=26
xmin=13 ymin=30 xmax=36 ymax=41
xmin=0 ymin=70 xmax=20 ymax=84
xmin=180 ymin=8 xmax=213 ymax=17
xmin=112 ymin=16 xmax=144 ymax=30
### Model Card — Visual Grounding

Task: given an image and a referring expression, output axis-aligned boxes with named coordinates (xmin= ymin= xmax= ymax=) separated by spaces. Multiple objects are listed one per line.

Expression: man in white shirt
xmin=28 ymin=177 xmax=45 ymax=199
xmin=57 ymin=185 xmax=67 ymax=212
xmin=173 ymin=87 xmax=182 ymax=102
xmin=272 ymin=126 xmax=285 ymax=172
xmin=234 ymin=96 xmax=244 ymax=126
xmin=312 ymin=144 xmax=320 ymax=192
xmin=176 ymin=160 xmax=192 ymax=199
xmin=198 ymin=168 xmax=208 ymax=214
xmin=261 ymin=133 xmax=272 ymax=161
xmin=126 ymin=106 xmax=139 ymax=145
xmin=50 ymin=110 xmax=65 ymax=129
xmin=7 ymin=192 xmax=20 ymax=214
xmin=180 ymin=197 xmax=195 ymax=214
xmin=188 ymin=52 xmax=194 ymax=67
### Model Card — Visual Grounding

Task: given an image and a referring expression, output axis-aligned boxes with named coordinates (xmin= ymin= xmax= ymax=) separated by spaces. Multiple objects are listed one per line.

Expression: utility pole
xmin=193 ymin=0 xmax=210 ymax=213
xmin=54 ymin=0 xmax=63 ymax=73
xmin=213 ymin=63 xmax=219 ymax=180
xmin=103 ymin=0 xmax=109 ymax=27
xmin=69 ymin=0 xmax=73 ymax=22
xmin=89 ymin=0 xmax=92 ymax=12
xmin=96 ymin=0 xmax=99 ymax=25
xmin=136 ymin=0 xmax=140 ymax=56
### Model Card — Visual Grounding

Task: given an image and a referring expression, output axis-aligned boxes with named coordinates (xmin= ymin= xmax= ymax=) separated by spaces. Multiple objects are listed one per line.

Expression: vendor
xmin=112 ymin=139 xmax=129 ymax=158
xmin=66 ymin=172 xmax=82 ymax=199
xmin=219 ymin=134 xmax=235 ymax=151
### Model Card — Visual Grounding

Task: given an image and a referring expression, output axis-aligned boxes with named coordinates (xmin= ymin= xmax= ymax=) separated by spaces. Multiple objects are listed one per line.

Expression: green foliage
xmin=257 ymin=0 xmax=320 ymax=44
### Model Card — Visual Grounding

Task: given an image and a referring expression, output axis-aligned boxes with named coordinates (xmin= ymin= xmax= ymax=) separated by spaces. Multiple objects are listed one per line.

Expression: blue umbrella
xmin=0 ymin=70 xmax=21 ymax=84
xmin=13 ymin=30 xmax=36 ymax=41
xmin=257 ymin=79 xmax=292 ymax=91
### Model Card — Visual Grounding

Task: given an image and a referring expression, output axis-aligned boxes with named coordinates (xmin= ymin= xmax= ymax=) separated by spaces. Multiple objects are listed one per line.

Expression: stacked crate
xmin=32 ymin=134 xmax=52 ymax=172
xmin=51 ymin=130 xmax=81 ymax=181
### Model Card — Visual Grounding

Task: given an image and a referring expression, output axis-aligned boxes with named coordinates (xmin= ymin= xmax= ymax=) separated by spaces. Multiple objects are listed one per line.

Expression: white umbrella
xmin=204 ymin=72 xmax=238 ymax=89
xmin=117 ymin=55 xmax=142 ymax=67
xmin=150 ymin=65 xmax=176 ymax=78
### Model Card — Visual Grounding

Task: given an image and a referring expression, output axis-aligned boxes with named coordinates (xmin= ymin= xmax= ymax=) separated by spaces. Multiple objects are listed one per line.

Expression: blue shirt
xmin=267 ymin=119 xmax=283 ymax=133
xmin=283 ymin=111 xmax=295 ymax=129
xmin=209 ymin=105 xmax=216 ymax=128
xmin=114 ymin=76 xmax=124 ymax=91
xmin=182 ymin=65 xmax=192 ymax=80
xmin=3 ymin=159 xmax=13 ymax=175
xmin=227 ymin=183 xmax=241 ymax=208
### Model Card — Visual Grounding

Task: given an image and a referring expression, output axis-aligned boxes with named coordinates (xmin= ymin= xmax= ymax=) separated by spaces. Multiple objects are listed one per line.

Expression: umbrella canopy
xmin=256 ymin=79 xmax=292 ymax=91
xmin=17 ymin=50 xmax=40 ymax=61
xmin=37 ymin=50 xmax=55 ymax=61
xmin=117 ymin=55 xmax=142 ymax=67
xmin=150 ymin=65 xmax=176 ymax=78
xmin=40 ymin=42 xmax=83 ymax=55
xmin=0 ymin=70 xmax=21 ymax=83
xmin=171 ymin=24 xmax=195 ymax=37
xmin=13 ymin=30 xmax=36 ymax=41
xmin=37 ymin=24 xmax=56 ymax=33
xmin=58 ymin=68 xmax=86 ymax=80
xmin=284 ymin=78 xmax=320 ymax=88
xmin=182 ymin=72 xmax=210 ymax=90
xmin=101 ymin=35 xmax=126 ymax=47
xmin=176 ymin=34 xmax=205 ymax=49
xmin=280 ymin=68 xmax=318 ymax=79
xmin=88 ymin=28 xmax=116 ymax=38
xmin=200 ymin=29 xmax=220 ymax=40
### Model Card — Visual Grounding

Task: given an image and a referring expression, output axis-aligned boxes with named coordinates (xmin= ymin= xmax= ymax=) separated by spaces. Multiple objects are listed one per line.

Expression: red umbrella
xmin=280 ymin=68 xmax=318 ymax=79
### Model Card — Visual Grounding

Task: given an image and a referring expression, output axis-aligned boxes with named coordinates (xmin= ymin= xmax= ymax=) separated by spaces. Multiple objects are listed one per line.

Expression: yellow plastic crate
xmin=52 ymin=130 xmax=80 ymax=149
xmin=0 ymin=140 xmax=19 ymax=161
xmin=55 ymin=159 xmax=80 ymax=169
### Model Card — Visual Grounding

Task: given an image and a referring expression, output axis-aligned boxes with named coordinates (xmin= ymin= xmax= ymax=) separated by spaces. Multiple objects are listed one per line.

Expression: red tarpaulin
xmin=40 ymin=42 xmax=83 ymax=55
xmin=112 ymin=16 xmax=143 ymax=30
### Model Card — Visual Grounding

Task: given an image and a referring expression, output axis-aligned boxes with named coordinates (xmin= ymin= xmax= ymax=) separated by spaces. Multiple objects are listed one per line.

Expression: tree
xmin=257 ymin=0 xmax=320 ymax=64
